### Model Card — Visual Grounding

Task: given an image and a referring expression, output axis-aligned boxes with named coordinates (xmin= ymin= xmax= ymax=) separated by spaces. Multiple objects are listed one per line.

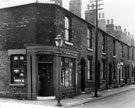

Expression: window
xmin=132 ymin=65 xmax=134 ymax=77
xmin=87 ymin=27 xmax=92 ymax=49
xmin=113 ymin=62 xmax=116 ymax=79
xmin=113 ymin=40 xmax=116 ymax=56
xmin=61 ymin=57 xmax=75 ymax=87
xmin=127 ymin=47 xmax=129 ymax=60
xmin=11 ymin=55 xmax=26 ymax=83
xmin=102 ymin=59 xmax=106 ymax=80
xmin=121 ymin=44 xmax=123 ymax=58
xmin=132 ymin=48 xmax=134 ymax=60
xmin=65 ymin=16 xmax=71 ymax=42
xmin=102 ymin=33 xmax=106 ymax=53
xmin=88 ymin=59 xmax=92 ymax=80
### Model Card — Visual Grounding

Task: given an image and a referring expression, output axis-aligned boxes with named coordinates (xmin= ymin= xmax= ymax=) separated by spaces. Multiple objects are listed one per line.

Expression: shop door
xmin=38 ymin=63 xmax=53 ymax=96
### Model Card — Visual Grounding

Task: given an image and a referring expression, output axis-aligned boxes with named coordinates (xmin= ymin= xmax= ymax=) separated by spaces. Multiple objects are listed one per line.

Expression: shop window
xmin=88 ymin=59 xmax=92 ymax=80
xmin=11 ymin=55 xmax=26 ymax=83
xmin=61 ymin=57 xmax=75 ymax=87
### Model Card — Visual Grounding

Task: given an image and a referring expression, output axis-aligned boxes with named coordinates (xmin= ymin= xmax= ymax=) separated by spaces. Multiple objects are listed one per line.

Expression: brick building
xmin=0 ymin=1 xmax=134 ymax=100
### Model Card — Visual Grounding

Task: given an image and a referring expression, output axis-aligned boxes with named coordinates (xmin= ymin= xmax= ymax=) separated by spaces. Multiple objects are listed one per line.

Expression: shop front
xmin=26 ymin=46 xmax=78 ymax=100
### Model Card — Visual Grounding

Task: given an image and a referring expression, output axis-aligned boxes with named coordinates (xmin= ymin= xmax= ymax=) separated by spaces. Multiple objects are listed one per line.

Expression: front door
xmin=38 ymin=63 xmax=53 ymax=96
xmin=97 ymin=61 xmax=100 ymax=89
xmin=109 ymin=63 xmax=112 ymax=87
xmin=81 ymin=58 xmax=85 ymax=92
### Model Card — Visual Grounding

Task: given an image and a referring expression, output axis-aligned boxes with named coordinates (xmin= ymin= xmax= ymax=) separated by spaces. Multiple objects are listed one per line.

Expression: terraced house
xmin=0 ymin=0 xmax=134 ymax=100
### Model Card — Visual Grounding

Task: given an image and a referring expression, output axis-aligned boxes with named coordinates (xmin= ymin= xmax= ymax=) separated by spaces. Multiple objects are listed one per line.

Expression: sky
xmin=0 ymin=0 xmax=135 ymax=37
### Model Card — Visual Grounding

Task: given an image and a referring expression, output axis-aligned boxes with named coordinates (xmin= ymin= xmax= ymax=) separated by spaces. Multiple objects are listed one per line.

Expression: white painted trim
xmin=8 ymin=49 xmax=26 ymax=55
xmin=65 ymin=41 xmax=74 ymax=46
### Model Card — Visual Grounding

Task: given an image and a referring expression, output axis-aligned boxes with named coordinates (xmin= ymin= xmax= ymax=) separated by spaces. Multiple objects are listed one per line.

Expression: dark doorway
xmin=125 ymin=66 xmax=127 ymax=84
xmin=109 ymin=63 xmax=112 ymax=87
xmin=81 ymin=58 xmax=86 ymax=92
xmin=97 ymin=61 xmax=100 ymax=89
xmin=38 ymin=54 xmax=53 ymax=96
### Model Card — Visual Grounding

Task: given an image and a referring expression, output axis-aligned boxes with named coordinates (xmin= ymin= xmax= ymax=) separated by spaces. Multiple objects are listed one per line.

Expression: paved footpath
xmin=0 ymin=84 xmax=135 ymax=108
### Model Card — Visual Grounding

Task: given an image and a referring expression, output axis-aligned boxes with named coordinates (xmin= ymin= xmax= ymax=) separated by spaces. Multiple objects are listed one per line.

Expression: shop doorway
xmin=38 ymin=55 xmax=53 ymax=96
xmin=81 ymin=58 xmax=86 ymax=92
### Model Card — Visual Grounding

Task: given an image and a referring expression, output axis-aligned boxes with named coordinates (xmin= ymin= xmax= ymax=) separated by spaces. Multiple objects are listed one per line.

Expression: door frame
xmin=81 ymin=58 xmax=86 ymax=92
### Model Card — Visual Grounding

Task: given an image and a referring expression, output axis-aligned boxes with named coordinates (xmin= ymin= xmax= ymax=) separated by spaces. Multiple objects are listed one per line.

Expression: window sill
xmin=65 ymin=41 xmax=73 ymax=46
xmin=102 ymin=52 xmax=106 ymax=56
xmin=87 ymin=48 xmax=93 ymax=52
xmin=113 ymin=56 xmax=117 ymax=58
xmin=9 ymin=83 xmax=26 ymax=87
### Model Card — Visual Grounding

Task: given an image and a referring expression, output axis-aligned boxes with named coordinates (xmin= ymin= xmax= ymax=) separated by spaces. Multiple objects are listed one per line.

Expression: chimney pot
xmin=107 ymin=19 xmax=109 ymax=24
xmin=111 ymin=19 xmax=113 ymax=24
xmin=102 ymin=13 xmax=104 ymax=18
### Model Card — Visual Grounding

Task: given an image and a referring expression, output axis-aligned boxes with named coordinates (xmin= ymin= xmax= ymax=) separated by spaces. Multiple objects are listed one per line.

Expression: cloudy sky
xmin=0 ymin=0 xmax=135 ymax=37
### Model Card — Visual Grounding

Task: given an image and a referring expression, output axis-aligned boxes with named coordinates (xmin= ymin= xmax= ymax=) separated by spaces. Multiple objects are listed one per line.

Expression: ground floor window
xmin=88 ymin=58 xmax=93 ymax=80
xmin=11 ymin=55 xmax=26 ymax=83
xmin=61 ymin=57 xmax=75 ymax=87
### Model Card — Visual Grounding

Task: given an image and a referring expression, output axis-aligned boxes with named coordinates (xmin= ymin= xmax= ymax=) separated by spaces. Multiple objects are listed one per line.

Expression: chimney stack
xmin=69 ymin=0 xmax=82 ymax=17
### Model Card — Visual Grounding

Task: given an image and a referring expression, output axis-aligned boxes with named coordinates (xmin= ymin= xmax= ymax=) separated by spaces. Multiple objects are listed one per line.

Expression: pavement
xmin=0 ymin=84 xmax=135 ymax=108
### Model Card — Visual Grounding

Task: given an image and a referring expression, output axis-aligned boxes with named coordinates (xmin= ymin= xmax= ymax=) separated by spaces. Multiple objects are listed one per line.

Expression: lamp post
xmin=55 ymin=34 xmax=64 ymax=106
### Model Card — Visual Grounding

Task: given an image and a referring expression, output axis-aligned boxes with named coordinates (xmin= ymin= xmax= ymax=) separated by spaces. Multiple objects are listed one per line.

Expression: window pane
xmin=11 ymin=55 xmax=26 ymax=83
xmin=65 ymin=29 xmax=69 ymax=41
xmin=61 ymin=57 xmax=75 ymax=87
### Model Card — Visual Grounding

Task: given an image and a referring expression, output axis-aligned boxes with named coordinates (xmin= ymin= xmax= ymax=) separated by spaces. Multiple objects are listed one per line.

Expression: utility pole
xmin=88 ymin=0 xmax=103 ymax=97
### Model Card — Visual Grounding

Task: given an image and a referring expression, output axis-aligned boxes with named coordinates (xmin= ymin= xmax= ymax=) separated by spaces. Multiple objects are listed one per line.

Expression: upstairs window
xmin=132 ymin=48 xmax=134 ymax=60
xmin=11 ymin=55 xmax=26 ymax=84
xmin=87 ymin=27 xmax=92 ymax=49
xmin=121 ymin=44 xmax=123 ymax=58
xmin=102 ymin=33 xmax=106 ymax=53
xmin=113 ymin=40 xmax=116 ymax=56
xmin=127 ymin=47 xmax=129 ymax=60
xmin=65 ymin=16 xmax=71 ymax=42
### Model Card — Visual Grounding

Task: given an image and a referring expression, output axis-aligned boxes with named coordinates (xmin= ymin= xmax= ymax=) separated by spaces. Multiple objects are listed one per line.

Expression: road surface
xmin=70 ymin=89 xmax=135 ymax=108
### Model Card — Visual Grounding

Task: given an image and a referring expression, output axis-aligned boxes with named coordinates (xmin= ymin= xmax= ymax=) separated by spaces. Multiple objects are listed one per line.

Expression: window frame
xmin=102 ymin=33 xmax=106 ymax=53
xmin=113 ymin=40 xmax=116 ymax=56
xmin=10 ymin=54 xmax=26 ymax=84
xmin=88 ymin=58 xmax=93 ymax=80
xmin=87 ymin=27 xmax=93 ymax=49
xmin=65 ymin=16 xmax=72 ymax=42
xmin=61 ymin=57 xmax=75 ymax=87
